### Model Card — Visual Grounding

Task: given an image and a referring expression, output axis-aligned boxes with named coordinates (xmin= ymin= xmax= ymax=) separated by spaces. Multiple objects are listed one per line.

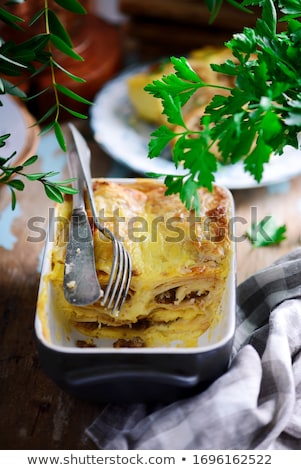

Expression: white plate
xmin=91 ymin=66 xmax=301 ymax=190
xmin=0 ymin=94 xmax=39 ymax=165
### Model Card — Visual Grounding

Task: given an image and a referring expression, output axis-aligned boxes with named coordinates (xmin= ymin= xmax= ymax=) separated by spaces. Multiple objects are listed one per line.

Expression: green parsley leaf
xmin=246 ymin=216 xmax=287 ymax=247
xmin=148 ymin=126 xmax=177 ymax=159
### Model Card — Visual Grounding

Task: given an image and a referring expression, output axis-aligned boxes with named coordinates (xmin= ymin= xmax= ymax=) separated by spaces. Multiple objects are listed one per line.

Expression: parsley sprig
xmin=145 ymin=0 xmax=301 ymax=210
xmin=247 ymin=216 xmax=287 ymax=247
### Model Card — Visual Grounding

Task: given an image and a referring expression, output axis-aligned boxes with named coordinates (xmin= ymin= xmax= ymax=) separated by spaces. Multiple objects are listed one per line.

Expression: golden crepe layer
xmin=48 ymin=179 xmax=232 ymax=348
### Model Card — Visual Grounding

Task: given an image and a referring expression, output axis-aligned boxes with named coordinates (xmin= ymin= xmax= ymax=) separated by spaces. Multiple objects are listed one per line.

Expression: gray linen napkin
xmin=86 ymin=248 xmax=301 ymax=450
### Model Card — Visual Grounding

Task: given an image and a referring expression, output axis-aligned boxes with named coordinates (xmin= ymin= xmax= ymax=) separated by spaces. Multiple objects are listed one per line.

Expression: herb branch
xmin=0 ymin=0 xmax=89 ymax=208
xmin=145 ymin=0 xmax=301 ymax=210
xmin=0 ymin=135 xmax=77 ymax=209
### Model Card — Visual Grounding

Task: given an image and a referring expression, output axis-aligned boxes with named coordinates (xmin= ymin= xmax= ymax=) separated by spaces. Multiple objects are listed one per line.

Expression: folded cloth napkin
xmin=86 ymin=249 xmax=301 ymax=450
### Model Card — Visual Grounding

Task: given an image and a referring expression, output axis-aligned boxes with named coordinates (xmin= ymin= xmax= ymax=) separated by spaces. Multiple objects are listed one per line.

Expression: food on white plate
xmin=127 ymin=46 xmax=236 ymax=127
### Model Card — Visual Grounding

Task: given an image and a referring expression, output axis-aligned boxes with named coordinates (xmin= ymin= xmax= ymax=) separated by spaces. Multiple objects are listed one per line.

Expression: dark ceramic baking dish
xmin=35 ymin=180 xmax=236 ymax=403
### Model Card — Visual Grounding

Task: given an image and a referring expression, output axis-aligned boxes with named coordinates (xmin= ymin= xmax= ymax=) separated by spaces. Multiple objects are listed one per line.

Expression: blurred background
xmin=0 ymin=0 xmax=260 ymax=121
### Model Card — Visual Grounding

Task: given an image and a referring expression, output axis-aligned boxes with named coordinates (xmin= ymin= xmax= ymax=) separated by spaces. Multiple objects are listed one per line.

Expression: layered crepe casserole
xmin=45 ymin=179 xmax=233 ymax=348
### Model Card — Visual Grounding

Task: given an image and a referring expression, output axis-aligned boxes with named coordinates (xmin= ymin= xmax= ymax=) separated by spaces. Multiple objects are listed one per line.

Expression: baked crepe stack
xmin=48 ymin=179 xmax=232 ymax=348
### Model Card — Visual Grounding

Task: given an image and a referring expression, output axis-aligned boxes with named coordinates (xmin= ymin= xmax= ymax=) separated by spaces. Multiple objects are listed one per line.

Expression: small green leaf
xmin=276 ymin=0 xmax=301 ymax=15
xmin=148 ymin=126 xmax=176 ymax=158
xmin=0 ymin=6 xmax=24 ymax=29
xmin=23 ymin=87 xmax=49 ymax=102
xmin=0 ymin=79 xmax=27 ymax=98
xmin=60 ymin=104 xmax=88 ymax=119
xmin=25 ymin=172 xmax=50 ymax=181
xmin=44 ymin=184 xmax=64 ymax=203
xmin=146 ymin=171 xmax=166 ymax=179
xmin=55 ymin=83 xmax=92 ymax=104
xmin=39 ymin=122 xmax=55 ymax=136
xmin=259 ymin=110 xmax=282 ymax=142
xmin=244 ymin=137 xmax=272 ymax=182
xmin=180 ymin=178 xmax=200 ymax=213
xmin=205 ymin=0 xmax=223 ymax=23
xmin=52 ymin=60 xmax=86 ymax=83
xmin=145 ymin=73 xmax=201 ymax=108
xmin=54 ymin=121 xmax=66 ymax=151
xmin=35 ymin=105 xmax=57 ymax=125
xmin=0 ymin=53 xmax=27 ymax=69
xmin=48 ymin=10 xmax=73 ymax=48
xmin=50 ymin=34 xmax=83 ymax=61
xmin=22 ymin=33 xmax=50 ymax=54
xmin=54 ymin=0 xmax=86 ymax=15
xmin=23 ymin=155 xmax=38 ymax=167
xmin=164 ymin=174 xmax=184 ymax=197
xmin=53 ymin=178 xmax=76 ymax=185
xmin=8 ymin=179 xmax=24 ymax=190
xmin=29 ymin=8 xmax=45 ymax=26
xmin=55 ymin=185 xmax=78 ymax=195
xmin=42 ymin=171 xmax=60 ymax=178
xmin=171 ymin=56 xmax=205 ymax=83
xmin=226 ymin=28 xmax=257 ymax=55
xmin=0 ymin=133 xmax=10 ymax=147
xmin=261 ymin=0 xmax=277 ymax=37
xmin=247 ymin=216 xmax=287 ymax=247
xmin=161 ymin=93 xmax=186 ymax=127
xmin=10 ymin=188 xmax=16 ymax=210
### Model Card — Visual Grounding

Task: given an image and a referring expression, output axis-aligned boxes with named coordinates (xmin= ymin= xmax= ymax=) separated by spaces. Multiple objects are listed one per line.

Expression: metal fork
xmin=66 ymin=123 xmax=132 ymax=316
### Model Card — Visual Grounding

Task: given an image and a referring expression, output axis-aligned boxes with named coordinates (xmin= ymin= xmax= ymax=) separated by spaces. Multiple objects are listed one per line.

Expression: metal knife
xmin=63 ymin=126 xmax=103 ymax=306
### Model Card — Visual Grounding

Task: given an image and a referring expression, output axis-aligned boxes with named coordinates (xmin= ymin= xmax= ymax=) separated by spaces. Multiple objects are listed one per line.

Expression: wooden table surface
xmin=1 ymin=116 xmax=301 ymax=449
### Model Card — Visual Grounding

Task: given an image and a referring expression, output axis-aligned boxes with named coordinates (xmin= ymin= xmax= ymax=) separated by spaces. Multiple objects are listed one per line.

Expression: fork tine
xmin=101 ymin=236 xmax=119 ymax=306
xmin=106 ymin=242 xmax=124 ymax=310
xmin=110 ymin=243 xmax=132 ymax=315
xmin=95 ymin=221 xmax=131 ymax=315
xmin=114 ymin=246 xmax=132 ymax=314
